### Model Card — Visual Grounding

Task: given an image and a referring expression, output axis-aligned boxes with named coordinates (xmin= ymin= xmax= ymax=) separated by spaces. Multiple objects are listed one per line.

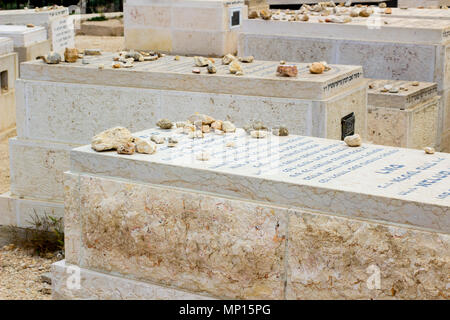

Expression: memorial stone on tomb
xmin=367 ymin=80 xmax=440 ymax=149
xmin=55 ymin=127 xmax=450 ymax=300
xmin=238 ymin=16 xmax=450 ymax=152
xmin=0 ymin=37 xmax=18 ymax=138
xmin=0 ymin=54 xmax=367 ymax=228
xmin=124 ymin=0 xmax=247 ymax=56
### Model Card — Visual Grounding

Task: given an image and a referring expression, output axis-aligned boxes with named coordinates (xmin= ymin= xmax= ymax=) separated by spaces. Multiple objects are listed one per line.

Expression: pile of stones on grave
xmin=40 ymin=47 xmax=333 ymax=77
xmin=248 ymin=1 xmax=399 ymax=24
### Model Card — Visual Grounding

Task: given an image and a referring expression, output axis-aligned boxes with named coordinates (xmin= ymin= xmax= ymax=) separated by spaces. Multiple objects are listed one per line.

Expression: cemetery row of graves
xmin=0 ymin=0 xmax=449 ymax=300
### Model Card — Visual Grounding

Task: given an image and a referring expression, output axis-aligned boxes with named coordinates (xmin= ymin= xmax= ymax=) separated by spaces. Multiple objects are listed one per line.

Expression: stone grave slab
xmin=367 ymin=79 xmax=440 ymax=149
xmin=0 ymin=37 xmax=18 ymax=139
xmin=124 ymin=0 xmax=247 ymax=56
xmin=398 ymin=0 xmax=450 ymax=8
xmin=56 ymin=127 xmax=450 ymax=300
xmin=238 ymin=16 xmax=450 ymax=152
xmin=0 ymin=54 xmax=367 ymax=229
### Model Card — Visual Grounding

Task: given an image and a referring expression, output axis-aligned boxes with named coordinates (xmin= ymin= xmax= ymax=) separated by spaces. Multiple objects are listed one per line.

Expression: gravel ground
xmin=0 ymin=244 xmax=58 ymax=300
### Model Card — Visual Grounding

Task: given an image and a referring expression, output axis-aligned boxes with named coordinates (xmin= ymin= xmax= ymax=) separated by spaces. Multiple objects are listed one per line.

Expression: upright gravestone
xmin=367 ymin=80 xmax=440 ymax=149
xmin=238 ymin=16 xmax=450 ymax=152
xmin=0 ymin=37 xmax=18 ymax=139
xmin=0 ymin=54 xmax=367 ymax=229
xmin=55 ymin=127 xmax=450 ymax=299
xmin=124 ymin=0 xmax=247 ymax=56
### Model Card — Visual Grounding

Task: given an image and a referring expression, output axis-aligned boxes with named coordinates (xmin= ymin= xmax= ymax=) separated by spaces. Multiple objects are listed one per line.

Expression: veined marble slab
xmin=0 ymin=37 xmax=13 ymax=56
xmin=0 ymin=25 xmax=47 ymax=47
xmin=20 ymin=53 xmax=364 ymax=100
xmin=70 ymin=127 xmax=450 ymax=234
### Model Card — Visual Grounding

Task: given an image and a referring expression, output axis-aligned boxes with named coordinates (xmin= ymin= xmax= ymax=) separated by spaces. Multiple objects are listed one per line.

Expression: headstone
xmin=124 ymin=0 xmax=247 ymax=56
xmin=0 ymin=54 xmax=367 ymax=229
xmin=0 ymin=37 xmax=18 ymax=138
xmin=56 ymin=127 xmax=450 ymax=299
xmin=238 ymin=16 xmax=450 ymax=152
xmin=367 ymin=80 xmax=440 ymax=149
xmin=0 ymin=7 xmax=74 ymax=57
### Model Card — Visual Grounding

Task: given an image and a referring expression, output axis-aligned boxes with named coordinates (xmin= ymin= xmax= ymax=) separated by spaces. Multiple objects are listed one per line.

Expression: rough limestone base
xmin=64 ymin=172 xmax=450 ymax=300
xmin=51 ymin=260 xmax=214 ymax=300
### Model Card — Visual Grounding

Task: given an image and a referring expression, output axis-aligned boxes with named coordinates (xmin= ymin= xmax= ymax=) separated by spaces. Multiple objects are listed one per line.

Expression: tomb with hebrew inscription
xmin=124 ymin=0 xmax=246 ymax=56
xmin=54 ymin=125 xmax=450 ymax=299
xmin=0 ymin=53 xmax=367 ymax=229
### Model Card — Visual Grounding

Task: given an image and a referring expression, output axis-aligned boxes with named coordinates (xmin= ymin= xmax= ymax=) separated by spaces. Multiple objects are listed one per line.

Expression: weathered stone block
xmin=367 ymin=80 xmax=440 ymax=149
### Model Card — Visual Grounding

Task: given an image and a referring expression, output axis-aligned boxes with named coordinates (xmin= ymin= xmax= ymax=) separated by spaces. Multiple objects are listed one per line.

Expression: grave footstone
xmin=55 ymin=127 xmax=450 ymax=299
xmin=238 ymin=16 xmax=450 ymax=152
xmin=367 ymin=80 xmax=440 ymax=149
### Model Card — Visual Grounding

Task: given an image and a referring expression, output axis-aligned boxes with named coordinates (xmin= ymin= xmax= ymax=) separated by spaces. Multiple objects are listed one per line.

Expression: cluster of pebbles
xmin=111 ymin=50 xmax=165 ymax=68
xmin=91 ymin=114 xmax=292 ymax=160
xmin=249 ymin=1 xmax=394 ymax=24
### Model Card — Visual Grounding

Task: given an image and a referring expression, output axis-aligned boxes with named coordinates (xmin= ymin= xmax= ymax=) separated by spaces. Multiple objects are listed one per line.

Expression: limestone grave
xmin=367 ymin=80 xmax=440 ymax=149
xmin=0 ymin=25 xmax=50 ymax=63
xmin=238 ymin=16 xmax=450 ymax=152
xmin=55 ymin=127 xmax=450 ymax=299
xmin=0 ymin=54 xmax=367 ymax=229
xmin=124 ymin=0 xmax=247 ymax=56
xmin=0 ymin=37 xmax=18 ymax=138
xmin=0 ymin=6 xmax=74 ymax=56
